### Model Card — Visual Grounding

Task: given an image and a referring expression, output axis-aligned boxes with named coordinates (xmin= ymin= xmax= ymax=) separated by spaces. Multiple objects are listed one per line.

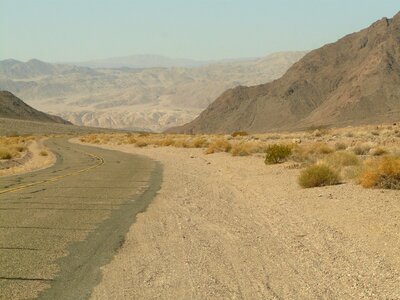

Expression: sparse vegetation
xmin=298 ymin=164 xmax=340 ymax=188
xmin=265 ymin=144 xmax=292 ymax=164
xmin=79 ymin=123 xmax=399 ymax=191
xmin=0 ymin=136 xmax=33 ymax=160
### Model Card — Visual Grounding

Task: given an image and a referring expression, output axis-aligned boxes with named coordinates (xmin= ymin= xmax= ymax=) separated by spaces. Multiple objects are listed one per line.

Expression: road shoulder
xmin=74 ymin=142 xmax=400 ymax=299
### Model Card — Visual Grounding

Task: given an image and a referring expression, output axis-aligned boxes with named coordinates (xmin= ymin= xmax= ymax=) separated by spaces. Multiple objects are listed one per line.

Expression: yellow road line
xmin=0 ymin=151 xmax=105 ymax=195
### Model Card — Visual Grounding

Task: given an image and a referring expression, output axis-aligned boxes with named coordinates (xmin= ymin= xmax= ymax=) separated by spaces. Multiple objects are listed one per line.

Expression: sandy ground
xmin=76 ymin=143 xmax=400 ymax=299
xmin=0 ymin=139 xmax=55 ymax=177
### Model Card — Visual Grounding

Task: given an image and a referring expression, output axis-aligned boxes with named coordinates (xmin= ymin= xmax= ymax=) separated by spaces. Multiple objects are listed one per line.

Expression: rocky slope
xmin=169 ymin=12 xmax=400 ymax=134
xmin=0 ymin=91 xmax=70 ymax=124
xmin=0 ymin=52 xmax=306 ymax=131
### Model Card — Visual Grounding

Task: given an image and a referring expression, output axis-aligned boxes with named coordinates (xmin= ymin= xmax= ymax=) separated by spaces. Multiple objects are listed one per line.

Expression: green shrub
xmin=265 ymin=144 xmax=292 ymax=164
xmin=298 ymin=164 xmax=340 ymax=188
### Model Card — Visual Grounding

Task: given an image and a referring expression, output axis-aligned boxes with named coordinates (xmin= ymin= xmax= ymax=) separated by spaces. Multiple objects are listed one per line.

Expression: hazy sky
xmin=1 ymin=0 xmax=399 ymax=62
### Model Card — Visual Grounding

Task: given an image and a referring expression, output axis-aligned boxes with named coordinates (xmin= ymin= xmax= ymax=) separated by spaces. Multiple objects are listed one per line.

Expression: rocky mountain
xmin=0 ymin=91 xmax=71 ymax=124
xmin=169 ymin=12 xmax=400 ymax=134
xmin=0 ymin=52 xmax=306 ymax=131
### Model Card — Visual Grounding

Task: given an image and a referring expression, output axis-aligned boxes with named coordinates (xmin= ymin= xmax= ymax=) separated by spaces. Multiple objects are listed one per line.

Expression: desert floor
xmin=74 ymin=141 xmax=400 ymax=300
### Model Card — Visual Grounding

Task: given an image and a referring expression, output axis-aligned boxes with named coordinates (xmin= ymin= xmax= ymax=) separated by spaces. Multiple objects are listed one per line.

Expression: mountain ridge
xmin=167 ymin=12 xmax=400 ymax=134
xmin=0 ymin=91 xmax=71 ymax=124
xmin=0 ymin=51 xmax=307 ymax=131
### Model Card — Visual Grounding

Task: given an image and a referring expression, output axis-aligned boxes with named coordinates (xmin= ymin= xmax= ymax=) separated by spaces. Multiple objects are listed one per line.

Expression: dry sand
xmin=76 ymin=143 xmax=400 ymax=299
xmin=0 ymin=139 xmax=55 ymax=177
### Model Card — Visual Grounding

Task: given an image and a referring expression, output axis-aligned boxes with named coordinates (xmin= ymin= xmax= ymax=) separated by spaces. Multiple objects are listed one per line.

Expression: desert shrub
xmin=370 ymin=147 xmax=387 ymax=156
xmin=39 ymin=150 xmax=48 ymax=156
xmin=126 ymin=137 xmax=137 ymax=144
xmin=232 ymin=131 xmax=249 ymax=137
xmin=14 ymin=145 xmax=27 ymax=152
xmin=230 ymin=141 xmax=268 ymax=156
xmin=172 ymin=139 xmax=190 ymax=148
xmin=231 ymin=143 xmax=251 ymax=156
xmin=298 ymin=164 xmax=340 ymax=188
xmin=352 ymin=144 xmax=371 ymax=155
xmin=291 ymin=143 xmax=334 ymax=164
xmin=191 ymin=137 xmax=209 ymax=148
xmin=359 ymin=156 xmax=400 ymax=190
xmin=265 ymin=144 xmax=292 ymax=164
xmin=335 ymin=142 xmax=347 ymax=151
xmin=323 ymin=151 xmax=360 ymax=168
xmin=136 ymin=141 xmax=148 ymax=147
xmin=316 ymin=144 xmax=334 ymax=154
xmin=313 ymin=130 xmax=322 ymax=137
xmin=151 ymin=137 xmax=175 ymax=147
xmin=205 ymin=139 xmax=232 ymax=154
xmin=138 ymin=132 xmax=150 ymax=137
xmin=0 ymin=150 xmax=12 ymax=160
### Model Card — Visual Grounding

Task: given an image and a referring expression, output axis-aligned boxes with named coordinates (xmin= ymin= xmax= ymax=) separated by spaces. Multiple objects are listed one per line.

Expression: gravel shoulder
xmin=76 ymin=142 xmax=400 ymax=299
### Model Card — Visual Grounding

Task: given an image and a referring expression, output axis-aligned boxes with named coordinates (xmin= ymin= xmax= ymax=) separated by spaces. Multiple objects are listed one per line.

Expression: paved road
xmin=0 ymin=138 xmax=162 ymax=300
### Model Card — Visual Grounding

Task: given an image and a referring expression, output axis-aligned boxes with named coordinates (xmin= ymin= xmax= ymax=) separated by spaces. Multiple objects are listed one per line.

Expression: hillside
xmin=0 ymin=52 xmax=306 ymax=131
xmin=169 ymin=12 xmax=400 ymax=134
xmin=0 ymin=91 xmax=71 ymax=124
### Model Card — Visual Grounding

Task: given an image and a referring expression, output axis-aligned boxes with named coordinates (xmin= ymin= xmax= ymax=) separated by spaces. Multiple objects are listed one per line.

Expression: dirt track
xmin=83 ymin=144 xmax=400 ymax=300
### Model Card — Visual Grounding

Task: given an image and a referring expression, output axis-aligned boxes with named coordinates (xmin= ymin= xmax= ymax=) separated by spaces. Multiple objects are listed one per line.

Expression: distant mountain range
xmin=71 ymin=54 xmax=215 ymax=69
xmin=0 ymin=58 xmax=96 ymax=79
xmin=0 ymin=52 xmax=306 ymax=131
xmin=169 ymin=12 xmax=400 ymax=133
xmin=0 ymin=91 xmax=70 ymax=124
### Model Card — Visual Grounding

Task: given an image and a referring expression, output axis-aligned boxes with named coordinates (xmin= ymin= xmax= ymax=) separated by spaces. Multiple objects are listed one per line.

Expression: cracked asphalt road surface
xmin=0 ymin=138 xmax=162 ymax=300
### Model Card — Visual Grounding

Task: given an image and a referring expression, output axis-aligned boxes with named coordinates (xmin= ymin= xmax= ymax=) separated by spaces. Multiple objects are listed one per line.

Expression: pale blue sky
xmin=0 ymin=0 xmax=399 ymax=62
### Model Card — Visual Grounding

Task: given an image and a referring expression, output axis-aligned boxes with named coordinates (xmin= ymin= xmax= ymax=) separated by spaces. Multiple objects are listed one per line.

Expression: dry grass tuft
xmin=322 ymin=151 xmax=360 ymax=168
xmin=205 ymin=139 xmax=232 ymax=154
xmin=352 ymin=143 xmax=372 ymax=155
xmin=335 ymin=142 xmax=347 ymax=151
xmin=370 ymin=147 xmax=388 ymax=156
xmin=298 ymin=164 xmax=340 ymax=188
xmin=291 ymin=143 xmax=334 ymax=164
xmin=359 ymin=156 xmax=400 ymax=189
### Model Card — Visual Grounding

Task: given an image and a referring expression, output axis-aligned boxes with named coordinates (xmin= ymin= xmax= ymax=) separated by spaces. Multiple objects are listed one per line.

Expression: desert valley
xmin=0 ymin=3 xmax=399 ymax=300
